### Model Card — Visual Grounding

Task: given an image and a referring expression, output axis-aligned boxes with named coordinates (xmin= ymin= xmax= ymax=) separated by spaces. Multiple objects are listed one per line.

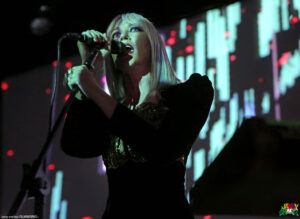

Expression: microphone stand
xmin=7 ymin=47 xmax=100 ymax=218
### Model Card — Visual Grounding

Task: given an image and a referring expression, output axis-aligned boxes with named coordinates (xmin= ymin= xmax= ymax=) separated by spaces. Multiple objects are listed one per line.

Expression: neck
xmin=124 ymin=71 xmax=151 ymax=106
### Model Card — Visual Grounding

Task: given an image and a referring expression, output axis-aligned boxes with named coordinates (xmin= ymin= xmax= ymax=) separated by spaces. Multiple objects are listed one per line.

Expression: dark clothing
xmin=60 ymin=73 xmax=214 ymax=218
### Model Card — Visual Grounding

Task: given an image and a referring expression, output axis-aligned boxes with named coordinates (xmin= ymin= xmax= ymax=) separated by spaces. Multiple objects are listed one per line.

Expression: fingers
xmin=81 ymin=29 xmax=108 ymax=44
xmin=64 ymin=65 xmax=88 ymax=91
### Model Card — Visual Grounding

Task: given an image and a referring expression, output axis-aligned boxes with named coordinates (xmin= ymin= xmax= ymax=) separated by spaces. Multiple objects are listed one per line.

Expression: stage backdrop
xmin=1 ymin=0 xmax=300 ymax=218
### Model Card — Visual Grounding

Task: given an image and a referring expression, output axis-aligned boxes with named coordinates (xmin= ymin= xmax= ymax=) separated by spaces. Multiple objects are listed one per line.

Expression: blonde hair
xmin=104 ymin=12 xmax=180 ymax=102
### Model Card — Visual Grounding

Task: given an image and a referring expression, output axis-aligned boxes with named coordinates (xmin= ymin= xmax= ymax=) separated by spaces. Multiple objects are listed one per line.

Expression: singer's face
xmin=111 ymin=20 xmax=151 ymax=74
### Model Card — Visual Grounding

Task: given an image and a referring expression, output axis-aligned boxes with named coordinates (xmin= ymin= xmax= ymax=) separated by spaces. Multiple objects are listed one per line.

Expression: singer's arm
xmin=77 ymin=66 xmax=117 ymax=118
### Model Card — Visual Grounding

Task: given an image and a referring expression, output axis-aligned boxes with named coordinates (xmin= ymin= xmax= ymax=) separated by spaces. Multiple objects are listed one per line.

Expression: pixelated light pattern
xmin=208 ymin=107 xmax=226 ymax=165
xmin=279 ymin=39 xmax=300 ymax=95
xmin=193 ymin=148 xmax=206 ymax=181
xmin=195 ymin=22 xmax=206 ymax=75
xmin=226 ymin=2 xmax=242 ymax=52
xmin=186 ymin=55 xmax=194 ymax=79
xmin=227 ymin=93 xmax=239 ymax=142
xmin=293 ymin=0 xmax=300 ymax=16
xmin=281 ymin=0 xmax=290 ymax=30
xmin=262 ymin=92 xmax=271 ymax=114
xmin=244 ymin=88 xmax=256 ymax=118
xmin=179 ymin=18 xmax=187 ymax=39
xmin=50 ymin=171 xmax=68 ymax=219
xmin=257 ymin=0 xmax=297 ymax=57
xmin=176 ymin=56 xmax=185 ymax=81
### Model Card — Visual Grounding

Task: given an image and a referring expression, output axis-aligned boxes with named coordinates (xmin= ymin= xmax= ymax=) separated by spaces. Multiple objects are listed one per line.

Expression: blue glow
xmin=262 ymin=92 xmax=271 ymax=114
xmin=179 ymin=18 xmax=187 ymax=39
xmin=193 ymin=148 xmax=206 ymax=181
xmin=165 ymin=46 xmax=172 ymax=64
xmin=244 ymin=88 xmax=256 ymax=118
xmin=226 ymin=93 xmax=239 ymax=142
xmin=257 ymin=0 xmax=281 ymax=57
xmin=186 ymin=151 xmax=192 ymax=169
xmin=176 ymin=56 xmax=185 ymax=81
xmin=186 ymin=55 xmax=194 ymax=80
xmin=195 ymin=22 xmax=206 ymax=75
xmin=226 ymin=2 xmax=242 ymax=52
xmin=279 ymin=40 xmax=300 ymax=95
xmin=50 ymin=171 xmax=64 ymax=219
xmin=59 ymin=200 xmax=68 ymax=219
xmin=208 ymin=107 xmax=226 ymax=165
xmin=281 ymin=0 xmax=290 ymax=30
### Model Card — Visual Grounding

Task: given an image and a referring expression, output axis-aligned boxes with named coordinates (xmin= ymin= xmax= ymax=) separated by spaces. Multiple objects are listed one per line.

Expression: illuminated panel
xmin=279 ymin=39 xmax=300 ymax=95
xmin=186 ymin=151 xmax=192 ymax=169
xmin=193 ymin=148 xmax=206 ymax=181
xmin=199 ymin=114 xmax=210 ymax=140
xmin=262 ymin=92 xmax=271 ymax=114
xmin=186 ymin=55 xmax=194 ymax=79
xmin=293 ymin=0 xmax=300 ymax=16
xmin=179 ymin=18 xmax=187 ymax=39
xmin=165 ymin=46 xmax=172 ymax=64
xmin=195 ymin=22 xmax=206 ymax=75
xmin=257 ymin=0 xmax=281 ymax=57
xmin=244 ymin=88 xmax=256 ymax=118
xmin=281 ymin=0 xmax=290 ymax=30
xmin=50 ymin=171 xmax=67 ymax=219
xmin=207 ymin=68 xmax=215 ymax=112
xmin=206 ymin=9 xmax=218 ymax=59
xmin=226 ymin=2 xmax=241 ymax=52
xmin=208 ymin=9 xmax=230 ymax=101
xmin=60 ymin=200 xmax=68 ymax=219
xmin=226 ymin=93 xmax=239 ymax=142
xmin=176 ymin=56 xmax=185 ymax=81
xmin=208 ymin=107 xmax=226 ymax=165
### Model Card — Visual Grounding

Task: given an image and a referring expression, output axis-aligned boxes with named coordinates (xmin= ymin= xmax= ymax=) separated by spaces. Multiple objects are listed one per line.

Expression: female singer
xmin=61 ymin=12 xmax=214 ymax=219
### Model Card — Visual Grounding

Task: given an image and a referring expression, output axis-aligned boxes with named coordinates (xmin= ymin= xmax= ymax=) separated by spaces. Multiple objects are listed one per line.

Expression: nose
xmin=120 ymin=31 xmax=129 ymax=41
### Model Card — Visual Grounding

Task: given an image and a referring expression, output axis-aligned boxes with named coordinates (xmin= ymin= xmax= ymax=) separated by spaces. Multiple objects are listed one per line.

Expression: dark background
xmin=2 ymin=0 xmax=239 ymax=80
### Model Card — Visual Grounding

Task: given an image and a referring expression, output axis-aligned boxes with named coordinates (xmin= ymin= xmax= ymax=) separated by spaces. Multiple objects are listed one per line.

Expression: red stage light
xmin=177 ymin=50 xmax=184 ymax=56
xmin=278 ymin=51 xmax=291 ymax=67
xmin=65 ymin=61 xmax=73 ymax=69
xmin=45 ymin=88 xmax=52 ymax=95
xmin=204 ymin=215 xmax=212 ymax=219
xmin=64 ymin=94 xmax=70 ymax=102
xmin=224 ymin=31 xmax=230 ymax=38
xmin=81 ymin=217 xmax=93 ymax=219
xmin=258 ymin=77 xmax=264 ymax=83
xmin=230 ymin=55 xmax=236 ymax=62
xmin=186 ymin=24 xmax=192 ymax=31
xmin=52 ymin=60 xmax=57 ymax=67
xmin=185 ymin=45 xmax=194 ymax=53
xmin=48 ymin=163 xmax=55 ymax=171
xmin=1 ymin=82 xmax=9 ymax=91
xmin=290 ymin=15 xmax=299 ymax=24
xmin=170 ymin=30 xmax=176 ymax=37
xmin=7 ymin=150 xmax=15 ymax=157
xmin=167 ymin=37 xmax=176 ymax=46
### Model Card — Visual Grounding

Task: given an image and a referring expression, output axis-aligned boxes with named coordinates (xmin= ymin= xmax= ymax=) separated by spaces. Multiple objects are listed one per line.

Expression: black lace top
xmin=103 ymin=100 xmax=170 ymax=169
xmin=60 ymin=73 xmax=214 ymax=218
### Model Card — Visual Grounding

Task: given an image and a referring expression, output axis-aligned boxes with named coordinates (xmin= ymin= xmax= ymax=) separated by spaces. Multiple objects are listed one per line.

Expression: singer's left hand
xmin=66 ymin=65 xmax=99 ymax=99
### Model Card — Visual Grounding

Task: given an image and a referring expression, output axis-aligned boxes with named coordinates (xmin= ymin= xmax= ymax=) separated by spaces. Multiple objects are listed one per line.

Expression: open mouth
xmin=125 ymin=44 xmax=134 ymax=54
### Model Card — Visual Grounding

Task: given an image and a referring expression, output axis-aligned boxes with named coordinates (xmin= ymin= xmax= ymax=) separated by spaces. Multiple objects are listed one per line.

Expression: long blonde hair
xmin=104 ymin=13 xmax=180 ymax=102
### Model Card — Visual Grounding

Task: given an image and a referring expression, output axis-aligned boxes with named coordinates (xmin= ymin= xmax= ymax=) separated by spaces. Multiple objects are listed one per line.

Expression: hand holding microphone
xmin=63 ymin=30 xmax=130 ymax=100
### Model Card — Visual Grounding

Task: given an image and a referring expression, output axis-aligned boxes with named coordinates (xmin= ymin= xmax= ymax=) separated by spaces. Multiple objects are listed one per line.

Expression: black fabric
xmin=60 ymin=73 xmax=214 ymax=218
xmin=60 ymin=98 xmax=111 ymax=158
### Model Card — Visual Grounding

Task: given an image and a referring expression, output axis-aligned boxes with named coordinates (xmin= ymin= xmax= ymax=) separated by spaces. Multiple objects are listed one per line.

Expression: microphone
xmin=65 ymin=32 xmax=131 ymax=55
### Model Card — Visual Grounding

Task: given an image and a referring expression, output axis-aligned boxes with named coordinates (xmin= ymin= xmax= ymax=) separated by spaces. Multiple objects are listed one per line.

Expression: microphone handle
xmin=84 ymin=47 xmax=99 ymax=70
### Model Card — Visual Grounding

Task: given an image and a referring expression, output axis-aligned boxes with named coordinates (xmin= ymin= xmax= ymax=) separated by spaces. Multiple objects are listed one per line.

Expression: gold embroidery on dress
xmin=102 ymin=99 xmax=169 ymax=169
